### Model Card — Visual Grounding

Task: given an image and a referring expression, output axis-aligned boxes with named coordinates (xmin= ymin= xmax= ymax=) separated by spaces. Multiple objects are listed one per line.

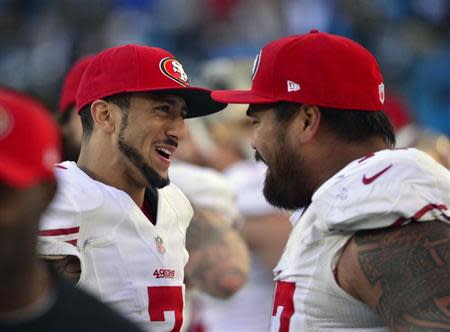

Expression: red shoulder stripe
xmin=39 ymin=226 xmax=80 ymax=236
xmin=392 ymin=203 xmax=448 ymax=227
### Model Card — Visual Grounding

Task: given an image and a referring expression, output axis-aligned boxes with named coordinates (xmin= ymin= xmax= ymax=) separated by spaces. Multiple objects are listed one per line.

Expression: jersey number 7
xmin=148 ymin=286 xmax=183 ymax=331
xmin=271 ymin=281 xmax=295 ymax=332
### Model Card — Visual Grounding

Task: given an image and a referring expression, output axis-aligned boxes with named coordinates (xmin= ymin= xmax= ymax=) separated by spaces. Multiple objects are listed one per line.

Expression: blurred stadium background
xmin=0 ymin=0 xmax=449 ymax=135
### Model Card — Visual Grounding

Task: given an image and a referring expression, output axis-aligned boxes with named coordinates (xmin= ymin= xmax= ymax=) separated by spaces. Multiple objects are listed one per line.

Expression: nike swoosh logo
xmin=362 ymin=164 xmax=393 ymax=184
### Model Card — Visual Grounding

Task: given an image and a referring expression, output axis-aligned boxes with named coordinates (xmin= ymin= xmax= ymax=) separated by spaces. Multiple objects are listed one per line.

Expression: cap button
xmin=309 ymin=29 xmax=319 ymax=33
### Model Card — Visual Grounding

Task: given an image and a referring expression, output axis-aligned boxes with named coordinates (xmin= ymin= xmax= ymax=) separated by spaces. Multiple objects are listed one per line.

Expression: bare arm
xmin=240 ymin=212 xmax=291 ymax=270
xmin=185 ymin=207 xmax=250 ymax=299
xmin=41 ymin=255 xmax=81 ymax=285
xmin=337 ymin=220 xmax=450 ymax=331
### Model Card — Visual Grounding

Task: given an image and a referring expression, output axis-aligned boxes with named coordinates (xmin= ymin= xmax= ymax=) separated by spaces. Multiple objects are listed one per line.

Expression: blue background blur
xmin=0 ymin=0 xmax=448 ymax=134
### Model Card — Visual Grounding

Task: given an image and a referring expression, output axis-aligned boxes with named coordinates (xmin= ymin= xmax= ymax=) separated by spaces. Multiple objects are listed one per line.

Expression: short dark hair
xmin=273 ymin=102 xmax=301 ymax=122
xmin=79 ymin=93 xmax=131 ymax=139
xmin=319 ymin=107 xmax=396 ymax=147
xmin=273 ymin=102 xmax=396 ymax=147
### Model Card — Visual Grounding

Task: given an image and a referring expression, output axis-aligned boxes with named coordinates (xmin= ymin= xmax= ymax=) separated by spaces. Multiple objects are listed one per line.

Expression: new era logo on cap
xmin=287 ymin=80 xmax=300 ymax=92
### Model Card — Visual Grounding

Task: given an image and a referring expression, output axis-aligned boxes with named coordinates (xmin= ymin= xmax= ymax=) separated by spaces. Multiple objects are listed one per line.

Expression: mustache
xmin=156 ymin=137 xmax=178 ymax=149
xmin=255 ymin=151 xmax=267 ymax=164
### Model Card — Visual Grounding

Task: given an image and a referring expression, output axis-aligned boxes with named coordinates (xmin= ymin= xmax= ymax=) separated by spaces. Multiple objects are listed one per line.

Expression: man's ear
xmin=90 ymin=99 xmax=117 ymax=134
xmin=294 ymin=104 xmax=321 ymax=143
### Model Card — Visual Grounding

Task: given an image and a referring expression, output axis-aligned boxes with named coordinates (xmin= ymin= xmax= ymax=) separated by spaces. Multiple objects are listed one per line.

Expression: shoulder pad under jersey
xmin=312 ymin=148 xmax=450 ymax=231
xmin=40 ymin=161 xmax=105 ymax=231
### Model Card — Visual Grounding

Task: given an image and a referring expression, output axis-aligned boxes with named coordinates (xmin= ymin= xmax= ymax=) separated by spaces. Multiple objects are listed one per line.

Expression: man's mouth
xmin=155 ymin=146 xmax=175 ymax=162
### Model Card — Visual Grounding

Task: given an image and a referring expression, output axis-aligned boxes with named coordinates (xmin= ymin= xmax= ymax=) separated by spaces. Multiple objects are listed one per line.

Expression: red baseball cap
xmin=212 ymin=30 xmax=385 ymax=111
xmin=76 ymin=44 xmax=226 ymax=118
xmin=0 ymin=88 xmax=61 ymax=188
xmin=59 ymin=55 xmax=95 ymax=113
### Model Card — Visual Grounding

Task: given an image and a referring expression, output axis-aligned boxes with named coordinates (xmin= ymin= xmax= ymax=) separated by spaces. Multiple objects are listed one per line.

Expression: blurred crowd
xmin=0 ymin=0 xmax=449 ymax=135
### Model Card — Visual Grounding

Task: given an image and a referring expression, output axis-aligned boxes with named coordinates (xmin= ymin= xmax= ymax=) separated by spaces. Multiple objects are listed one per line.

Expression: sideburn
xmin=117 ymin=109 xmax=169 ymax=189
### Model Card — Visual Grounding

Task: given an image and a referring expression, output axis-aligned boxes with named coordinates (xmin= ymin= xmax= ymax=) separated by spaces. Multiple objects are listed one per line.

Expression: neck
xmin=78 ymin=140 xmax=146 ymax=207
xmin=0 ymin=258 xmax=52 ymax=313
xmin=311 ymin=136 xmax=389 ymax=193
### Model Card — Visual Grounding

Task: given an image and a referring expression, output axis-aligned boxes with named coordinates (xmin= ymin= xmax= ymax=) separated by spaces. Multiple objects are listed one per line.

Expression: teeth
xmin=160 ymin=148 xmax=172 ymax=156
xmin=156 ymin=147 xmax=172 ymax=158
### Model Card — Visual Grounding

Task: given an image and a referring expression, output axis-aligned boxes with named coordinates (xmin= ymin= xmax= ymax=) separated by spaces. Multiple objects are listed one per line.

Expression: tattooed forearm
xmin=355 ymin=221 xmax=450 ymax=331
xmin=185 ymin=208 xmax=250 ymax=298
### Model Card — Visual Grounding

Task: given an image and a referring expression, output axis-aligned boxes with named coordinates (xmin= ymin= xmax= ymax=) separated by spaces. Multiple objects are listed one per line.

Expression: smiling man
xmin=212 ymin=31 xmax=450 ymax=331
xmin=38 ymin=44 xmax=225 ymax=332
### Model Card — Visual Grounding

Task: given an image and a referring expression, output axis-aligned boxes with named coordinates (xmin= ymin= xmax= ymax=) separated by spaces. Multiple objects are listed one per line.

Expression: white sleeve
xmin=38 ymin=165 xmax=104 ymax=258
xmin=315 ymin=149 xmax=450 ymax=232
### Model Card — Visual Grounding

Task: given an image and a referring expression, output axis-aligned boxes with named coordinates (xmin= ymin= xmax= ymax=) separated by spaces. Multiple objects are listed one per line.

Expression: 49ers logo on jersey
xmin=160 ymin=57 xmax=189 ymax=87
xmin=153 ymin=268 xmax=175 ymax=279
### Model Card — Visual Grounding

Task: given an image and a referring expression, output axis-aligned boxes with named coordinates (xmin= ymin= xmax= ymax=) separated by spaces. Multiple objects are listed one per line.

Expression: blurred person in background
xmin=201 ymin=117 xmax=292 ymax=332
xmin=384 ymin=92 xmax=450 ymax=168
xmin=174 ymin=58 xmax=291 ymax=331
xmin=168 ymin=161 xmax=250 ymax=330
xmin=0 ymin=87 xmax=142 ymax=332
xmin=57 ymin=55 xmax=94 ymax=161
xmin=38 ymin=44 xmax=226 ymax=332
xmin=212 ymin=30 xmax=450 ymax=331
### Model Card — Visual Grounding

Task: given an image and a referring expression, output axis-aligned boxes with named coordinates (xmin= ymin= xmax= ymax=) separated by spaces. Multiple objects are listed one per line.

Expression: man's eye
xmin=155 ymin=105 xmax=170 ymax=113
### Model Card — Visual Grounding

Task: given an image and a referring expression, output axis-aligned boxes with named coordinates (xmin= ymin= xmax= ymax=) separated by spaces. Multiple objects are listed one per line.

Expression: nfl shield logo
xmin=155 ymin=235 xmax=166 ymax=255
xmin=378 ymin=83 xmax=385 ymax=104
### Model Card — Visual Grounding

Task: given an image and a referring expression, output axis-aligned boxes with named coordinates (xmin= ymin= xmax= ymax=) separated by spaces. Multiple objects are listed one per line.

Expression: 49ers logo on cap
xmin=160 ymin=57 xmax=189 ymax=87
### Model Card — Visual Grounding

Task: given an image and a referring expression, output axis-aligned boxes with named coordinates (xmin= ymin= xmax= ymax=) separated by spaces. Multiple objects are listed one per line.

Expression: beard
xmin=261 ymin=134 xmax=314 ymax=210
xmin=117 ymin=113 xmax=170 ymax=189
xmin=118 ymin=139 xmax=170 ymax=189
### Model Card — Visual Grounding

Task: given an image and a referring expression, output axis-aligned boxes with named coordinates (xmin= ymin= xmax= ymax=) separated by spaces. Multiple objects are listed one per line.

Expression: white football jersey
xmin=39 ymin=161 xmax=193 ymax=332
xmin=271 ymin=148 xmax=450 ymax=332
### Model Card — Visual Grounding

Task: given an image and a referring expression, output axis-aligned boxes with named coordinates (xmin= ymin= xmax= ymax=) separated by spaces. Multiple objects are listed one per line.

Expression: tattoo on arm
xmin=355 ymin=221 xmax=450 ymax=331
xmin=185 ymin=207 xmax=250 ymax=298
